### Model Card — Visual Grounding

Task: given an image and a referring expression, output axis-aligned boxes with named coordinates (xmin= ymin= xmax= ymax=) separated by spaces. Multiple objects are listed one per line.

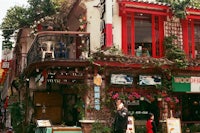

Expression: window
xmin=183 ymin=19 xmax=200 ymax=59
xmin=134 ymin=14 xmax=152 ymax=57
xmin=122 ymin=13 xmax=165 ymax=58
xmin=189 ymin=21 xmax=200 ymax=59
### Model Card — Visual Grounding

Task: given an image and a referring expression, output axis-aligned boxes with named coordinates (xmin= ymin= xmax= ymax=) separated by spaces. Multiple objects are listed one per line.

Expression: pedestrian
xmin=146 ymin=113 xmax=157 ymax=133
xmin=113 ymin=99 xmax=128 ymax=133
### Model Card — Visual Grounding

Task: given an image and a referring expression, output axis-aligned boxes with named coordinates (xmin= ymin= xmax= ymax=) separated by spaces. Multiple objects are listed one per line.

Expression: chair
xmin=55 ymin=42 xmax=68 ymax=59
xmin=41 ymin=41 xmax=55 ymax=60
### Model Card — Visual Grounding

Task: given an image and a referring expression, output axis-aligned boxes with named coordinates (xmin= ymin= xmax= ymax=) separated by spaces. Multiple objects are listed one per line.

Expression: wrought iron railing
xmin=27 ymin=31 xmax=90 ymax=66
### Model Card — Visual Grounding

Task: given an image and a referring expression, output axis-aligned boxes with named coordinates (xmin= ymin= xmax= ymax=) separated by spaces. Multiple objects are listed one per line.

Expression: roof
xmin=117 ymin=0 xmax=170 ymax=6
xmin=118 ymin=0 xmax=200 ymax=10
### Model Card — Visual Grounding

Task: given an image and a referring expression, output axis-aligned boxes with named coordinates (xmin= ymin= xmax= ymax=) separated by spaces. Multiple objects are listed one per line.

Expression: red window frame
xmin=182 ymin=8 xmax=200 ymax=59
xmin=118 ymin=1 xmax=169 ymax=58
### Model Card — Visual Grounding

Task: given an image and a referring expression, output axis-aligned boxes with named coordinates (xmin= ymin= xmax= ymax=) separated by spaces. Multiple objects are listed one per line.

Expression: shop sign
xmin=172 ymin=76 xmax=200 ymax=92
xmin=46 ymin=71 xmax=84 ymax=84
xmin=127 ymin=100 xmax=139 ymax=105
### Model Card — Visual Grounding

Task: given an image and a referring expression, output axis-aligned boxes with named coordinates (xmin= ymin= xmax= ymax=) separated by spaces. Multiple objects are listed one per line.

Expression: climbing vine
xmin=164 ymin=35 xmax=188 ymax=69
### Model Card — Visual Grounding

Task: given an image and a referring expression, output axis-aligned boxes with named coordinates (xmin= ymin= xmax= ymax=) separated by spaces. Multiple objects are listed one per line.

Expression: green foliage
xmin=1 ymin=6 xmax=29 ymax=29
xmin=164 ymin=35 xmax=188 ymax=68
xmin=156 ymin=0 xmax=191 ymax=19
xmin=91 ymin=121 xmax=112 ymax=133
xmin=190 ymin=0 xmax=200 ymax=8
xmin=74 ymin=98 xmax=85 ymax=119
xmin=27 ymin=0 xmax=56 ymax=21
xmin=171 ymin=0 xmax=190 ymax=19
xmin=8 ymin=102 xmax=25 ymax=133
xmin=1 ymin=0 xmax=57 ymax=51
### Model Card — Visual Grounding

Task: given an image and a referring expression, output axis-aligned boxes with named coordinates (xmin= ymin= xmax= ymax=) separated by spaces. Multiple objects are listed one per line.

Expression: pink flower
xmin=164 ymin=97 xmax=171 ymax=102
xmin=131 ymin=92 xmax=141 ymax=99
xmin=173 ymin=97 xmax=179 ymax=103
xmin=112 ymin=93 xmax=119 ymax=100
xmin=164 ymin=96 xmax=179 ymax=103
xmin=128 ymin=95 xmax=134 ymax=101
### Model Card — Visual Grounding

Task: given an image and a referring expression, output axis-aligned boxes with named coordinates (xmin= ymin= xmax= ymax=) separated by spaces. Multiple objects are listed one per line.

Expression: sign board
xmin=172 ymin=76 xmax=200 ymax=92
xmin=166 ymin=118 xmax=181 ymax=133
xmin=126 ymin=116 xmax=135 ymax=133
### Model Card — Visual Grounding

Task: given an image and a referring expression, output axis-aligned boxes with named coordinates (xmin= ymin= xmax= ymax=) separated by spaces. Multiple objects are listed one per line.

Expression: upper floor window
xmin=182 ymin=19 xmax=200 ymax=59
xmin=122 ymin=13 xmax=165 ymax=58
xmin=134 ymin=14 xmax=152 ymax=57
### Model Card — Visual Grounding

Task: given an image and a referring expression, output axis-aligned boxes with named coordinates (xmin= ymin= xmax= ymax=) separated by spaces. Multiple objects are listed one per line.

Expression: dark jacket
xmin=114 ymin=106 xmax=128 ymax=131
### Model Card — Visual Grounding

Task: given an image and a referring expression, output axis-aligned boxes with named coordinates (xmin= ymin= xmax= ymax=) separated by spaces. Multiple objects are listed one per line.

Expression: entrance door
xmin=34 ymin=91 xmax=63 ymax=124
xmin=63 ymin=94 xmax=80 ymax=126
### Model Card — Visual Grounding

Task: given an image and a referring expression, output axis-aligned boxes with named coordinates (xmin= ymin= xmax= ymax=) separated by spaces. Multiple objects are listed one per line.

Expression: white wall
xmin=84 ymin=0 xmax=101 ymax=52
xmin=84 ymin=0 xmax=122 ymax=52
xmin=113 ymin=0 xmax=122 ymax=50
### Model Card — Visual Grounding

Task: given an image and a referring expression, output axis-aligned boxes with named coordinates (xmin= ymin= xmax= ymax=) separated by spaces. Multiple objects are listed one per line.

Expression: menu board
xmin=126 ymin=116 xmax=135 ymax=133
xmin=166 ymin=118 xmax=181 ymax=133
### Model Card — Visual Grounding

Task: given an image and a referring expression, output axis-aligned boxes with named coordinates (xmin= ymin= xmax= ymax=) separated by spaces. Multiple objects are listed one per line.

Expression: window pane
xmin=194 ymin=21 xmax=200 ymax=59
xmin=134 ymin=13 xmax=152 ymax=57
xmin=127 ymin=15 xmax=132 ymax=55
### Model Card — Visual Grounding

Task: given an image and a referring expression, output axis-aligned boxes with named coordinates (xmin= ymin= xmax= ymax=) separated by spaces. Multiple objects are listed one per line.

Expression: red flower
xmin=112 ymin=93 xmax=119 ymax=100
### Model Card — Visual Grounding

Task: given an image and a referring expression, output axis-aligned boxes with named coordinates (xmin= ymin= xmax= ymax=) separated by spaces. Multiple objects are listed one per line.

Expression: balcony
xmin=27 ymin=31 xmax=90 ymax=66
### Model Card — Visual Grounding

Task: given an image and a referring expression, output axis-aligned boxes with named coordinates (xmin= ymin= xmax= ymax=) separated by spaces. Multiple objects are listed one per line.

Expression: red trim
xmin=181 ymin=20 xmax=189 ymax=58
xmin=159 ymin=16 xmax=164 ymax=57
xmin=94 ymin=61 xmax=142 ymax=68
xmin=118 ymin=1 xmax=169 ymax=10
xmin=191 ymin=20 xmax=195 ymax=59
xmin=187 ymin=8 xmax=200 ymax=12
xmin=122 ymin=13 xmax=128 ymax=54
xmin=187 ymin=15 xmax=200 ymax=19
xmin=131 ymin=13 xmax=135 ymax=56
xmin=187 ymin=67 xmax=200 ymax=71
xmin=105 ymin=24 xmax=113 ymax=47
xmin=152 ymin=15 xmax=156 ymax=57
xmin=124 ymin=8 xmax=169 ymax=16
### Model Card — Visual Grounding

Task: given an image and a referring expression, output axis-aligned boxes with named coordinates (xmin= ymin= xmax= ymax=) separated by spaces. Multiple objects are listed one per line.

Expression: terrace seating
xmin=41 ymin=41 xmax=55 ymax=61
xmin=54 ymin=42 xmax=68 ymax=59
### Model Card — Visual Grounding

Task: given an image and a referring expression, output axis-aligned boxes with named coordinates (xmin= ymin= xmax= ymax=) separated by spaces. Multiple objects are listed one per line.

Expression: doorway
xmin=63 ymin=94 xmax=80 ymax=126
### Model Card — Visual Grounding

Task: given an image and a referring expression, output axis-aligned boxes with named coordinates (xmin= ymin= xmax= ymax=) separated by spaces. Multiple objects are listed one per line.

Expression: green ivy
xmin=8 ymin=102 xmax=25 ymax=133
xmin=164 ymin=35 xmax=188 ymax=69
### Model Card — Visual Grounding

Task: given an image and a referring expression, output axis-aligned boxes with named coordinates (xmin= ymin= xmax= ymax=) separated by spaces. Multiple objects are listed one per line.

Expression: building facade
xmin=2 ymin=0 xmax=200 ymax=132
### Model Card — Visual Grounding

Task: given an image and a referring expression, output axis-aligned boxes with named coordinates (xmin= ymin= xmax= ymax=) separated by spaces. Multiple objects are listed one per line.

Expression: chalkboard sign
xmin=126 ymin=116 xmax=135 ymax=133
xmin=166 ymin=118 xmax=181 ymax=133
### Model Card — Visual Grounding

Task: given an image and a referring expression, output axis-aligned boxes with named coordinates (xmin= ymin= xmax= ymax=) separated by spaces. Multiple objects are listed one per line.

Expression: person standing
xmin=146 ymin=113 xmax=157 ymax=133
xmin=113 ymin=99 xmax=128 ymax=133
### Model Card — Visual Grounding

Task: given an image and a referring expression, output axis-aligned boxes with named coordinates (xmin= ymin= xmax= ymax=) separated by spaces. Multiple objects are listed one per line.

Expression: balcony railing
xmin=27 ymin=31 xmax=90 ymax=66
